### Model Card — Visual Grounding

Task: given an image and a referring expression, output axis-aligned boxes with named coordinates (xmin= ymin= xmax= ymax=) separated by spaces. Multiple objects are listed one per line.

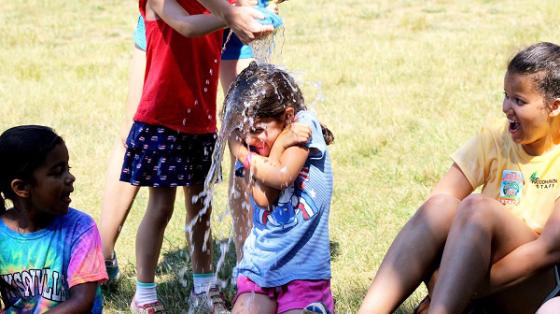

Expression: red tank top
xmin=136 ymin=0 xmax=223 ymax=134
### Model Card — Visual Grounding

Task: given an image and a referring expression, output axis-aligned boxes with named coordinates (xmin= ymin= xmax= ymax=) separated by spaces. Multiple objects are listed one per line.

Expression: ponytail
xmin=320 ymin=123 xmax=334 ymax=145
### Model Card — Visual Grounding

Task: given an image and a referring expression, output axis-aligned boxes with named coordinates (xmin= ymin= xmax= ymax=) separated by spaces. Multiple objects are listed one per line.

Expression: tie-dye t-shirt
xmin=0 ymin=208 xmax=108 ymax=313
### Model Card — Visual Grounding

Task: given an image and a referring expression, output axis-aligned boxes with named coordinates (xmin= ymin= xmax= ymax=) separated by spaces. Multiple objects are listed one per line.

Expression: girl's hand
xmin=266 ymin=1 xmax=279 ymax=14
xmin=277 ymin=122 xmax=311 ymax=149
xmin=223 ymin=5 xmax=273 ymax=43
xmin=228 ymin=130 xmax=250 ymax=160
xmin=236 ymin=0 xmax=258 ymax=6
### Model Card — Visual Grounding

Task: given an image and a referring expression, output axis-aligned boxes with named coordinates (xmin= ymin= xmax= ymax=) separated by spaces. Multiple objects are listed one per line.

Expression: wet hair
xmin=507 ymin=42 xmax=560 ymax=101
xmin=225 ymin=62 xmax=334 ymax=144
xmin=0 ymin=125 xmax=64 ymax=214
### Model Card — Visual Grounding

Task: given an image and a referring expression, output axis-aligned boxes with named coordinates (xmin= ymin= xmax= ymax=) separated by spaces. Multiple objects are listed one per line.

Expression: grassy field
xmin=2 ymin=0 xmax=560 ymax=312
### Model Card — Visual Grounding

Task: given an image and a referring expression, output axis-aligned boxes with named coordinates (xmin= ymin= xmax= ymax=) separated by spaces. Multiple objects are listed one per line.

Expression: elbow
xmin=538 ymin=237 xmax=560 ymax=267
xmin=177 ymin=22 xmax=203 ymax=38
xmin=178 ymin=27 xmax=197 ymax=38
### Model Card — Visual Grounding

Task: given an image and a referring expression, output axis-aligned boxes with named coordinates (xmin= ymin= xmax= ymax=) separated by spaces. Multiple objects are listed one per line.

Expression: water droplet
xmin=205 ymin=80 xmax=210 ymax=85
xmin=208 ymin=114 xmax=212 ymax=120
xmin=214 ymin=59 xmax=218 ymax=63
xmin=194 ymin=100 xmax=199 ymax=106
xmin=187 ymin=108 xmax=191 ymax=113
xmin=204 ymin=87 xmax=208 ymax=93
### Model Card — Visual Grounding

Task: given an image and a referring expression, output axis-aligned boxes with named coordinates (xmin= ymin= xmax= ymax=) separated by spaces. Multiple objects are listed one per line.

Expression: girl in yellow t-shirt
xmin=360 ymin=42 xmax=560 ymax=314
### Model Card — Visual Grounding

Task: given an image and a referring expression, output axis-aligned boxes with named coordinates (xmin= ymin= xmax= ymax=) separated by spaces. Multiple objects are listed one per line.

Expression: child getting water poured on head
xmin=0 ymin=125 xmax=107 ymax=313
xmin=227 ymin=62 xmax=335 ymax=314
xmin=359 ymin=42 xmax=560 ymax=314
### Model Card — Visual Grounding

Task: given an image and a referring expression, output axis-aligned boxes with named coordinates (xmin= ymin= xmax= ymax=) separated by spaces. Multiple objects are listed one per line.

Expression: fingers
xmin=227 ymin=6 xmax=273 ymax=43
xmin=289 ymin=123 xmax=311 ymax=143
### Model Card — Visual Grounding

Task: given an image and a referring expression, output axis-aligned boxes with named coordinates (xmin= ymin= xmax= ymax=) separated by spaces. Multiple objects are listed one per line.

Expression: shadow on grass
xmin=103 ymin=239 xmax=341 ymax=313
xmin=102 ymin=237 xmax=237 ymax=313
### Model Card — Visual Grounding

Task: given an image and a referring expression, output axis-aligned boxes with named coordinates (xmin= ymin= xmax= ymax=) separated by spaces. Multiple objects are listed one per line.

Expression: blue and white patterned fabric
xmin=238 ymin=110 xmax=333 ymax=287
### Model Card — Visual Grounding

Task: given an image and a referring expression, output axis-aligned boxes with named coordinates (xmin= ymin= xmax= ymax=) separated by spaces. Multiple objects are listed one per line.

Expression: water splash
xmin=184 ymin=27 xmax=291 ymax=312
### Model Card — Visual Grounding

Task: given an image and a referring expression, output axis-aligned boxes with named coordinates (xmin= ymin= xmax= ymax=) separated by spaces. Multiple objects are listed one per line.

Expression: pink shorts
xmin=235 ymin=275 xmax=334 ymax=313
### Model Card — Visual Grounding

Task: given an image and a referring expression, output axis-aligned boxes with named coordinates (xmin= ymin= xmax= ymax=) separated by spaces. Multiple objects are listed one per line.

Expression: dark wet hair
xmin=0 ymin=125 xmax=64 ymax=214
xmin=225 ymin=62 xmax=334 ymax=144
xmin=508 ymin=42 xmax=560 ymax=101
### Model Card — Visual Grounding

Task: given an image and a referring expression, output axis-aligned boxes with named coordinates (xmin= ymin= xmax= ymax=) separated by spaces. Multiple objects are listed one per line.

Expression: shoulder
xmin=61 ymin=208 xmax=97 ymax=233
xmin=296 ymin=111 xmax=321 ymax=130
xmin=478 ymin=119 xmax=509 ymax=143
xmin=296 ymin=110 xmax=327 ymax=159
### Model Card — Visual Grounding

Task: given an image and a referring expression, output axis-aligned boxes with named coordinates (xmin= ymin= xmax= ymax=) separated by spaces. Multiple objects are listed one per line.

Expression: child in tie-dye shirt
xmin=0 ymin=125 xmax=108 ymax=313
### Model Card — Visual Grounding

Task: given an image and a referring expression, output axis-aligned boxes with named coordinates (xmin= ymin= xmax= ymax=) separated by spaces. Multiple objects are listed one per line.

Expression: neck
xmin=3 ymin=201 xmax=55 ymax=233
xmin=522 ymin=118 xmax=560 ymax=156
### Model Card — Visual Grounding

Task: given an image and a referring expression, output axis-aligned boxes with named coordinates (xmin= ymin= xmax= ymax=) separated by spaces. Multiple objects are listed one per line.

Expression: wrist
xmin=242 ymin=152 xmax=254 ymax=169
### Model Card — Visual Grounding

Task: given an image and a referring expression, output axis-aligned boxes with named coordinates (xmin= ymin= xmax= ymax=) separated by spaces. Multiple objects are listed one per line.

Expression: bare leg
xmin=429 ymin=194 xmax=553 ymax=314
xmin=358 ymin=194 xmax=461 ymax=314
xmin=232 ymin=293 xmax=276 ymax=314
xmin=220 ymin=58 xmax=254 ymax=262
xmin=220 ymin=59 xmax=253 ymax=95
xmin=99 ymin=46 xmax=146 ymax=259
xmin=228 ymin=153 xmax=251 ymax=262
xmin=136 ymin=187 xmax=176 ymax=282
xmin=184 ymin=184 xmax=213 ymax=273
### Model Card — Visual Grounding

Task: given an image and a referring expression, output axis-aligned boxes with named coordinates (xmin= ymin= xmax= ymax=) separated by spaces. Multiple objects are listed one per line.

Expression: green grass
xmin=2 ymin=0 xmax=560 ymax=312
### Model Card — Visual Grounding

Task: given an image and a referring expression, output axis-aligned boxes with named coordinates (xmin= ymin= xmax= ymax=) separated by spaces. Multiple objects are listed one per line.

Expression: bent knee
xmin=417 ymin=194 xmax=460 ymax=217
xmin=455 ymin=194 xmax=498 ymax=225
xmin=537 ymin=297 xmax=560 ymax=314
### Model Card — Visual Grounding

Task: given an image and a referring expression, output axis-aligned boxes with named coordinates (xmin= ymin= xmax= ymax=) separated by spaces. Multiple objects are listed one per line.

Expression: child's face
xmin=29 ymin=143 xmax=75 ymax=216
xmin=503 ymin=71 xmax=554 ymax=154
xmin=245 ymin=118 xmax=286 ymax=157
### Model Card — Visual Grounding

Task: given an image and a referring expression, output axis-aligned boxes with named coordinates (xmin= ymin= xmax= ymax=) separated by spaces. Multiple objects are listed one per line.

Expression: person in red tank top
xmin=118 ymin=1 xmax=241 ymax=313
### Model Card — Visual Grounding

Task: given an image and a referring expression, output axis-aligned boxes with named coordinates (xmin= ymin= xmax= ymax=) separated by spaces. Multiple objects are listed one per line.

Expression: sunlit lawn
xmin=1 ymin=0 xmax=560 ymax=312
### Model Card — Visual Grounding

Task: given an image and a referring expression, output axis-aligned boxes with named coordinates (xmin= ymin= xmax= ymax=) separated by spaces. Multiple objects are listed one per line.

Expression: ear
xmin=549 ymin=98 xmax=560 ymax=117
xmin=284 ymin=107 xmax=295 ymax=122
xmin=10 ymin=179 xmax=30 ymax=199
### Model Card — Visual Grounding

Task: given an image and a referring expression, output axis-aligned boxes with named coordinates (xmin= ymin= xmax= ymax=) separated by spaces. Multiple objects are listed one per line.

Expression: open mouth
xmin=62 ymin=190 xmax=73 ymax=204
xmin=508 ymin=118 xmax=521 ymax=133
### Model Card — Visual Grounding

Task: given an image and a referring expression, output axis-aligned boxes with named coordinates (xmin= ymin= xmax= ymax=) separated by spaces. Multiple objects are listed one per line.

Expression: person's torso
xmin=0 ymin=209 xmax=101 ymax=313
xmin=480 ymin=123 xmax=560 ymax=232
xmin=137 ymin=0 xmax=223 ymax=134
xmin=238 ymin=111 xmax=333 ymax=287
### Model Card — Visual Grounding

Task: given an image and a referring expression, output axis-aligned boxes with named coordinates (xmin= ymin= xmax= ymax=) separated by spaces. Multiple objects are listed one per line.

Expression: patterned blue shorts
xmin=120 ymin=122 xmax=216 ymax=187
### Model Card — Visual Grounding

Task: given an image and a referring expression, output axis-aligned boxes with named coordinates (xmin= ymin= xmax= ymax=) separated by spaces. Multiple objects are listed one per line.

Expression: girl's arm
xmin=244 ymin=123 xmax=311 ymax=189
xmin=251 ymin=144 xmax=309 ymax=207
xmin=228 ymin=123 xmax=310 ymax=207
xmin=483 ymin=201 xmax=560 ymax=294
xmin=147 ymin=0 xmax=226 ymax=37
xmin=430 ymin=163 xmax=475 ymax=201
xmin=195 ymin=0 xmax=273 ymax=42
xmin=45 ymin=282 xmax=98 ymax=313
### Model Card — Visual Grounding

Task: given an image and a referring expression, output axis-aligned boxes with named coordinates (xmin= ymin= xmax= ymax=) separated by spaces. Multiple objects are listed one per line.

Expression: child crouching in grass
xmin=227 ymin=62 xmax=335 ymax=314
xmin=360 ymin=42 xmax=560 ymax=314
xmin=0 ymin=125 xmax=107 ymax=313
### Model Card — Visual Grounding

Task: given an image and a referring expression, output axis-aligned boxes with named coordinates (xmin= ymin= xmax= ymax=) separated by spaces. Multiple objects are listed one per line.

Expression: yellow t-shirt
xmin=452 ymin=120 xmax=560 ymax=232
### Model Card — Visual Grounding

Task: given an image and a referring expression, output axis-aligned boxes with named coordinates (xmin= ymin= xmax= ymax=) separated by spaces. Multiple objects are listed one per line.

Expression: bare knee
xmin=454 ymin=194 xmax=495 ymax=229
xmin=412 ymin=194 xmax=460 ymax=226
xmin=147 ymin=202 xmax=174 ymax=227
